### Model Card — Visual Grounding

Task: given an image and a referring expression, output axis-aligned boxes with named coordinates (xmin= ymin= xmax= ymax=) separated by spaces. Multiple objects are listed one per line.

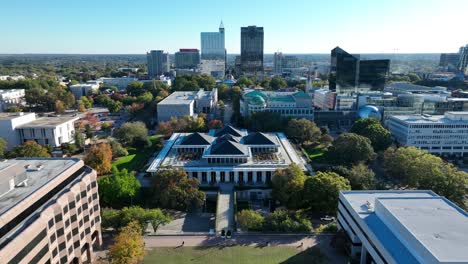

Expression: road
xmin=223 ymin=103 xmax=233 ymax=125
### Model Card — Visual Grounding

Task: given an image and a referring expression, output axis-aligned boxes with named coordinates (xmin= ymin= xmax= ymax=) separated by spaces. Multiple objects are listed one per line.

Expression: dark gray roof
xmin=243 ymin=132 xmax=277 ymax=145
xmin=210 ymin=139 xmax=248 ymax=155
xmin=214 ymin=125 xmax=243 ymax=137
xmin=217 ymin=133 xmax=241 ymax=143
xmin=180 ymin=132 xmax=215 ymax=145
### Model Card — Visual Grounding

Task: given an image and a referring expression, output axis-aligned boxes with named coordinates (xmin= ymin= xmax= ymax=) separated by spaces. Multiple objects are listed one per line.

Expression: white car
xmin=320 ymin=215 xmax=336 ymax=221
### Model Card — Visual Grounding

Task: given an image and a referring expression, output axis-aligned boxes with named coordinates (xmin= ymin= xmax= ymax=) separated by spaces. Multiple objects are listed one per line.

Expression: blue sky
xmin=1 ymin=0 xmax=467 ymax=54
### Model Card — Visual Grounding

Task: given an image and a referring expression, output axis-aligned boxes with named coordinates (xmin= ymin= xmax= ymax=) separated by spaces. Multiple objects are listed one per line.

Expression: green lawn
xmin=143 ymin=246 xmax=328 ymax=264
xmin=112 ymin=136 xmax=161 ymax=172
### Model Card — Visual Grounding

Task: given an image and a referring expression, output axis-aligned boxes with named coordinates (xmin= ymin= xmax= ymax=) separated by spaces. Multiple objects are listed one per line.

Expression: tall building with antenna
xmin=200 ymin=22 xmax=226 ymax=78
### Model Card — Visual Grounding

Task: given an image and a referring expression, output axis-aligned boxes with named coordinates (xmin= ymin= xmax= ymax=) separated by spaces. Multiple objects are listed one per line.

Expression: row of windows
xmin=194 ymin=171 xmax=272 ymax=184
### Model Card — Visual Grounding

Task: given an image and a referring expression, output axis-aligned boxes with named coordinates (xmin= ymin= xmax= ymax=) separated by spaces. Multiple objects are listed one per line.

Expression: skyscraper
xmin=439 ymin=53 xmax=460 ymax=72
xmin=458 ymin=44 xmax=468 ymax=75
xmin=175 ymin=49 xmax=200 ymax=69
xmin=359 ymin=59 xmax=390 ymax=90
xmin=274 ymin=52 xmax=300 ymax=75
xmin=146 ymin=50 xmax=169 ymax=78
xmin=200 ymin=22 xmax=226 ymax=78
xmin=330 ymin=46 xmax=390 ymax=92
xmin=329 ymin=47 xmax=360 ymax=92
xmin=201 ymin=22 xmax=225 ymax=60
xmin=273 ymin=52 xmax=283 ymax=74
xmin=241 ymin=26 xmax=264 ymax=75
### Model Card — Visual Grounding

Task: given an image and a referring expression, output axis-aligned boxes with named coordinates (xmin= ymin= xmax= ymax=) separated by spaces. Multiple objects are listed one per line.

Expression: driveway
xmin=155 ymin=212 xmax=215 ymax=235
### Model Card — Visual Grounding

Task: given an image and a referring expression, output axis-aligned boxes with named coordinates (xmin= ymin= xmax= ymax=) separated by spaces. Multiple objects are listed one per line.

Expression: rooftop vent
xmin=365 ymin=200 xmax=374 ymax=212
xmin=25 ymin=164 xmax=44 ymax=172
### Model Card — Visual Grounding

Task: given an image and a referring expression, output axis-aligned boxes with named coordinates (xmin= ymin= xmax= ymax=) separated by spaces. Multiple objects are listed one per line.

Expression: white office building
xmin=147 ymin=126 xmax=307 ymax=189
xmin=387 ymin=112 xmax=468 ymax=156
xmin=157 ymin=89 xmax=217 ymax=122
xmin=0 ymin=112 xmax=78 ymax=149
xmin=97 ymin=77 xmax=138 ymax=90
xmin=0 ymin=89 xmax=25 ymax=111
xmin=338 ymin=190 xmax=468 ymax=264
xmin=69 ymin=84 xmax=99 ymax=99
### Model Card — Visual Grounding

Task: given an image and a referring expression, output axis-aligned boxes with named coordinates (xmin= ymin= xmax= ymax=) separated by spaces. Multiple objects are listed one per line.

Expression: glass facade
xmin=241 ymin=26 xmax=264 ymax=74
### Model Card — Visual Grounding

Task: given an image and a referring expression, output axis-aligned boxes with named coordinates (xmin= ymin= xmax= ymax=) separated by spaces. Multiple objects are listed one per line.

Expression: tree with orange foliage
xmin=84 ymin=143 xmax=112 ymax=175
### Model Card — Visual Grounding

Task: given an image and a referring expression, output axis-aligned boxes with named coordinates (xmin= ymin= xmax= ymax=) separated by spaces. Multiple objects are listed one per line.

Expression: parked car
xmin=320 ymin=215 xmax=336 ymax=221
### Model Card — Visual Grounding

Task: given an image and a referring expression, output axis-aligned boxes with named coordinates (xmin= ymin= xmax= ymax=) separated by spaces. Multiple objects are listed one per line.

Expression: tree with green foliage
xmin=151 ymin=168 xmax=205 ymax=211
xmin=74 ymin=132 xmax=85 ymax=149
xmin=350 ymin=118 xmax=391 ymax=151
xmin=102 ymin=206 xmax=171 ymax=232
xmin=126 ymin=81 xmax=145 ymax=96
xmin=263 ymin=210 xmax=312 ymax=232
xmin=237 ymin=210 xmax=264 ymax=231
xmin=54 ymin=100 xmax=65 ymax=114
xmin=383 ymin=147 xmax=468 ymax=208
xmin=247 ymin=111 xmax=287 ymax=132
xmin=303 ymin=171 xmax=351 ymax=213
xmin=236 ymin=77 xmax=254 ymax=88
xmin=332 ymin=163 xmax=375 ymax=190
xmin=286 ymin=119 xmax=322 ymax=146
xmin=108 ymin=220 xmax=145 ymax=264
xmin=272 ymin=163 xmax=307 ymax=209
xmin=107 ymin=100 xmax=123 ymax=113
xmin=115 ymin=121 xmax=149 ymax=147
xmin=84 ymin=143 xmax=113 ymax=175
xmin=326 ymin=133 xmax=375 ymax=165
xmin=0 ymin=138 xmax=7 ymax=158
xmin=98 ymin=167 xmax=140 ymax=207
xmin=109 ymin=140 xmax=128 ymax=158
xmin=270 ymin=76 xmax=287 ymax=90
xmin=8 ymin=140 xmax=51 ymax=158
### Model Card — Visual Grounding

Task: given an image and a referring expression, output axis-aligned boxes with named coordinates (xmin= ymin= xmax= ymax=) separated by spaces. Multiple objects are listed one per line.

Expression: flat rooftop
xmin=16 ymin=116 xmax=78 ymax=128
xmin=340 ymin=190 xmax=468 ymax=264
xmin=389 ymin=113 xmax=468 ymax=124
xmin=0 ymin=158 xmax=80 ymax=216
xmin=0 ymin=112 xmax=34 ymax=121
xmin=158 ymin=91 xmax=196 ymax=105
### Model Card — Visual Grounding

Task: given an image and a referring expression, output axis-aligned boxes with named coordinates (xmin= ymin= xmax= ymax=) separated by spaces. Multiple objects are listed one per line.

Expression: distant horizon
xmin=0 ymin=52 xmax=447 ymax=55
xmin=1 ymin=0 xmax=467 ymax=54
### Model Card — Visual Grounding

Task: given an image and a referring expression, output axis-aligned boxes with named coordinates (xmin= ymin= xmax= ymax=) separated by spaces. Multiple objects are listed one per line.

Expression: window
xmin=50 ymin=233 xmax=56 ymax=243
xmin=92 ymin=193 xmax=98 ymax=200
xmin=91 ymin=181 xmax=97 ymax=188
xmin=56 ymin=228 xmax=64 ymax=237
xmin=70 ymin=214 xmax=77 ymax=223
xmin=79 ymin=220 xmax=83 ymax=227
xmin=81 ymin=190 xmax=86 ymax=198
xmin=67 ymin=232 xmax=72 ymax=241
xmin=84 ymin=215 xmax=90 ymax=223
xmin=78 ymin=207 xmax=82 ymax=215
xmin=80 ymin=232 xmax=84 ymax=240
xmin=65 ymin=219 xmax=70 ymax=228
xmin=72 ymin=227 xmax=78 ymax=236
xmin=95 ymin=215 xmax=100 ymax=223
xmin=74 ymin=241 xmax=80 ymax=249
xmin=48 ymin=219 xmax=54 ymax=229
xmin=75 ymin=194 xmax=80 ymax=201
xmin=68 ymin=246 xmax=73 ymax=254
xmin=82 ymin=203 xmax=88 ymax=210
xmin=55 ymin=213 xmax=62 ymax=222
xmin=8 ymin=229 xmax=47 ymax=264
xmin=85 ymin=227 xmax=91 ymax=235
xmin=58 ymin=242 xmax=66 ymax=251
xmin=69 ymin=201 xmax=76 ymax=209
xmin=63 ymin=205 xmax=68 ymax=214
xmin=60 ymin=256 xmax=67 ymax=264
xmin=52 ymin=248 xmax=58 ymax=257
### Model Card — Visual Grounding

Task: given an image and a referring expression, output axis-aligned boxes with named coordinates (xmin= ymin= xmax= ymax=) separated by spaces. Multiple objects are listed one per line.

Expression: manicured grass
xmin=112 ymin=136 xmax=161 ymax=172
xmin=143 ymin=246 xmax=328 ymax=264
xmin=308 ymin=148 xmax=326 ymax=160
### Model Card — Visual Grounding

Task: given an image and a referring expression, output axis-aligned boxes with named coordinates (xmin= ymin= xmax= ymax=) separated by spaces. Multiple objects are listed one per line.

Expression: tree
xmin=247 ymin=111 xmax=287 ymax=132
xmin=108 ymin=221 xmax=145 ymax=264
xmin=115 ymin=122 xmax=149 ymax=147
xmin=8 ymin=140 xmax=51 ymax=158
xmin=107 ymin=100 xmax=123 ymax=113
xmin=237 ymin=210 xmax=264 ymax=231
xmin=207 ymin=119 xmax=223 ymax=129
xmin=151 ymin=168 xmax=205 ymax=211
xmin=270 ymin=76 xmax=287 ymax=90
xmin=327 ymin=133 xmax=375 ymax=165
xmin=0 ymin=138 xmax=7 ymax=158
xmin=350 ymin=118 xmax=391 ymax=151
xmin=77 ymin=104 xmax=86 ymax=112
xmin=98 ymin=167 xmax=140 ymax=207
xmin=263 ymin=210 xmax=312 ymax=232
xmin=109 ymin=140 xmax=128 ymax=158
xmin=101 ymin=207 xmax=171 ymax=232
xmin=84 ymin=143 xmax=112 ymax=175
xmin=54 ymin=100 xmax=65 ymax=114
xmin=101 ymin=122 xmax=112 ymax=133
xmin=74 ymin=132 xmax=85 ymax=149
xmin=272 ymin=163 xmax=307 ymax=209
xmin=286 ymin=119 xmax=321 ymax=146
xmin=237 ymin=77 xmax=254 ymax=88
xmin=303 ymin=171 xmax=351 ymax=213
xmin=333 ymin=163 xmax=375 ymax=190
xmin=383 ymin=147 xmax=468 ymax=207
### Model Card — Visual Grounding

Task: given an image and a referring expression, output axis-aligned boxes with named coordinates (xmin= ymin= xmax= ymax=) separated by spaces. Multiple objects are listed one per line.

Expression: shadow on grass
xmin=280 ymin=246 xmax=328 ymax=264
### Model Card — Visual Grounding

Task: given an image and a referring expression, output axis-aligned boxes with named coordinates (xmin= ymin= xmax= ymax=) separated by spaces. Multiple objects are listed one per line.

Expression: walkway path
xmin=215 ymin=184 xmax=234 ymax=234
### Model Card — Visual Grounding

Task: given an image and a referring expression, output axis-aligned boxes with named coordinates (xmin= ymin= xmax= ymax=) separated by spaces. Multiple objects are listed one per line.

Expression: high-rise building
xmin=241 ymin=26 xmax=264 ymax=75
xmin=200 ymin=22 xmax=226 ymax=78
xmin=175 ymin=49 xmax=200 ymax=69
xmin=0 ymin=158 xmax=102 ymax=264
xmin=273 ymin=52 xmax=300 ymax=75
xmin=201 ymin=22 xmax=225 ymax=61
xmin=329 ymin=47 xmax=360 ymax=92
xmin=458 ymin=44 xmax=468 ymax=75
xmin=358 ymin=59 xmax=390 ymax=90
xmin=146 ymin=50 xmax=169 ymax=78
xmin=439 ymin=53 xmax=460 ymax=72
xmin=330 ymin=47 xmax=390 ymax=92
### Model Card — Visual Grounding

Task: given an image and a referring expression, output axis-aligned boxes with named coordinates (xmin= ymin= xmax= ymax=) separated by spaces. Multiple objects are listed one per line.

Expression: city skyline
xmin=1 ymin=0 xmax=467 ymax=54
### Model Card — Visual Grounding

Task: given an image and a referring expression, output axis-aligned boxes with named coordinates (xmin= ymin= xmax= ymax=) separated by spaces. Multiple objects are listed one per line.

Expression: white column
xmin=234 ymin=171 xmax=239 ymax=183
xmin=253 ymin=172 xmax=258 ymax=183
xmin=360 ymin=246 xmax=367 ymax=264
xmin=262 ymin=171 xmax=266 ymax=184
xmin=215 ymin=171 xmax=220 ymax=183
